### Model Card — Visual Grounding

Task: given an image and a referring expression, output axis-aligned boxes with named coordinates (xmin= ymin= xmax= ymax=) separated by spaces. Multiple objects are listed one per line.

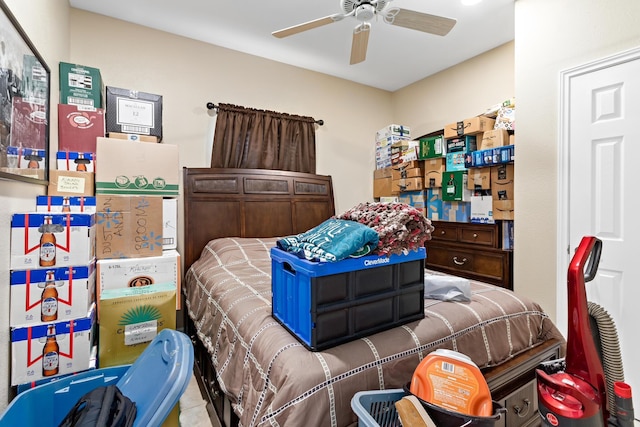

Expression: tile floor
xmin=179 ymin=374 xmax=216 ymax=427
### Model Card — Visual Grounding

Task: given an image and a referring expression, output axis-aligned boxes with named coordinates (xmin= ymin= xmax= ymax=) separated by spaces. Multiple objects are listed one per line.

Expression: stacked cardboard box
xmin=9 ymin=211 xmax=97 ymax=387
xmin=370 ymin=103 xmax=515 ymax=246
xmin=105 ymin=86 xmax=163 ymax=142
xmin=375 ymin=124 xmax=411 ymax=170
xmin=94 ymin=136 xmax=179 ymax=368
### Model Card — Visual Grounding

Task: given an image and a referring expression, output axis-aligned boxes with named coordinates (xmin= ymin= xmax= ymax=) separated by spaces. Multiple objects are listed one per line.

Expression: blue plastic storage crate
xmin=271 ymin=247 xmax=426 ymax=351
xmin=0 ymin=329 xmax=194 ymax=427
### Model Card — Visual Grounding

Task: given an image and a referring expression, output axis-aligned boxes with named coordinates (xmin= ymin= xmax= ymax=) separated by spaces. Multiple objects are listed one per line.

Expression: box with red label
xmin=36 ymin=196 xmax=97 ymax=213
xmin=10 ymin=213 xmax=96 ymax=270
xmin=57 ymin=104 xmax=105 ymax=153
xmin=56 ymin=151 xmax=95 ymax=172
xmin=10 ymin=308 xmax=95 ymax=385
xmin=10 ymin=263 xmax=96 ymax=327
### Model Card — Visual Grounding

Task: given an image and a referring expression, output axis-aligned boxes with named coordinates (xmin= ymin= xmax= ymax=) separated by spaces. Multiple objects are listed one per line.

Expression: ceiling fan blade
xmin=350 ymin=23 xmax=370 ymax=65
xmin=272 ymin=14 xmax=344 ymax=38
xmin=388 ymin=8 xmax=456 ymax=36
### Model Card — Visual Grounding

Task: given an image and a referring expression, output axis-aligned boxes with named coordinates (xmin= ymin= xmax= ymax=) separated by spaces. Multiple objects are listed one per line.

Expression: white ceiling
xmin=68 ymin=0 xmax=515 ymax=92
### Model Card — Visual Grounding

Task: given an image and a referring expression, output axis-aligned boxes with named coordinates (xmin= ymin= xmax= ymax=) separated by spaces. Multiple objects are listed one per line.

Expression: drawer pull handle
xmin=513 ymin=398 xmax=531 ymax=418
xmin=473 ymin=233 xmax=478 ymax=239
xmin=440 ymin=230 xmax=446 ymax=235
xmin=453 ymin=257 xmax=467 ymax=265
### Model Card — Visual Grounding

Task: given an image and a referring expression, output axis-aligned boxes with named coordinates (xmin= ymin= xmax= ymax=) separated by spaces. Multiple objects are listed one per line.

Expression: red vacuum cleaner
xmin=536 ymin=236 xmax=635 ymax=427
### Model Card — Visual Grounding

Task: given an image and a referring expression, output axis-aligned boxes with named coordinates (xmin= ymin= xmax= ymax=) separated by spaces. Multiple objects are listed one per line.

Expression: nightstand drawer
xmin=431 ymin=221 xmax=459 ymax=242
xmin=430 ymin=221 xmax=500 ymax=248
xmin=425 ymin=242 xmax=512 ymax=289
xmin=459 ymin=224 xmax=498 ymax=247
xmin=502 ymin=379 xmax=538 ymax=427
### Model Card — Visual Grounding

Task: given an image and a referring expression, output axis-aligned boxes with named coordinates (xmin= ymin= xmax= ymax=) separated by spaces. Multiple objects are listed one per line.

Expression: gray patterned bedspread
xmin=184 ymin=237 xmax=563 ymax=427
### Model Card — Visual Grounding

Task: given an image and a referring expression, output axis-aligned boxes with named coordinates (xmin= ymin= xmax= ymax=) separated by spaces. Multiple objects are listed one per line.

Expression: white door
xmin=560 ymin=47 xmax=640 ymax=413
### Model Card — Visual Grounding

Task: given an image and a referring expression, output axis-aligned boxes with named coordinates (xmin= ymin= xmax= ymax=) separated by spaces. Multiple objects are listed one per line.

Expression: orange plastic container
xmin=410 ymin=349 xmax=493 ymax=417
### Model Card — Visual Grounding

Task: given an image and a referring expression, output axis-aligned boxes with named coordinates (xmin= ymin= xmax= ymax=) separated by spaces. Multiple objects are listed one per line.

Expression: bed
xmin=181 ymin=167 xmax=565 ymax=427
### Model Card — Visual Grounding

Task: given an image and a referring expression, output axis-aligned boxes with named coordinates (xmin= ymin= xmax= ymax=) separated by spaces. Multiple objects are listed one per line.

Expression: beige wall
xmin=514 ymin=0 xmax=640 ymax=325
xmin=68 ymin=9 xmax=393 ymax=220
xmin=1 ymin=0 xmax=69 ymax=409
xmin=393 ymin=42 xmax=514 ymax=139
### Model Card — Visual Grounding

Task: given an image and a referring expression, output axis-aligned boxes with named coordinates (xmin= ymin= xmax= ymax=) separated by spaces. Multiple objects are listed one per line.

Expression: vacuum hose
xmin=588 ymin=301 xmax=625 ymax=418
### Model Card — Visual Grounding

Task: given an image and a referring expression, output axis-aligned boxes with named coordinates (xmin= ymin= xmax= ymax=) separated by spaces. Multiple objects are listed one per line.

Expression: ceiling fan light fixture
xmin=355 ymin=4 xmax=376 ymax=22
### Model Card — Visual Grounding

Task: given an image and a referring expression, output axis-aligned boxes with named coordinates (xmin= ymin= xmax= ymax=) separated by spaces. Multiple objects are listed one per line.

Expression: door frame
xmin=557 ymin=45 xmax=640 ymax=335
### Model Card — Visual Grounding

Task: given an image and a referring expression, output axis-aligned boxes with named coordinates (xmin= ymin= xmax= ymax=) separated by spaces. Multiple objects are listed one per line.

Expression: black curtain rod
xmin=206 ymin=102 xmax=323 ymax=126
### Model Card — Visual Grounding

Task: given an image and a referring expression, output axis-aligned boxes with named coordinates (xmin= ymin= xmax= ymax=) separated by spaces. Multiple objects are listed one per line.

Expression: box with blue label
xmin=442 ymin=201 xmax=471 ymax=222
xmin=36 ymin=196 xmax=97 ymax=213
xmin=425 ymin=188 xmax=443 ymax=220
xmin=10 ymin=213 xmax=96 ymax=270
xmin=465 ymin=145 xmax=515 ymax=168
xmin=446 ymin=152 xmax=468 ymax=172
xmin=445 ymin=135 xmax=476 ymax=154
xmin=56 ymin=151 xmax=95 ymax=172
xmin=10 ymin=263 xmax=96 ymax=327
xmin=470 ymin=195 xmax=494 ymax=224
xmin=271 ymin=247 xmax=426 ymax=351
xmin=397 ymin=190 xmax=427 ymax=209
xmin=10 ymin=307 xmax=95 ymax=385
xmin=9 ymin=147 xmax=46 ymax=169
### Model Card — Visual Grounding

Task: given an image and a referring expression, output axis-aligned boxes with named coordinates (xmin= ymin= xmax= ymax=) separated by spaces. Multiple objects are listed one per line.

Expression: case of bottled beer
xmin=56 ymin=151 xmax=95 ymax=172
xmin=10 ymin=212 xmax=96 ymax=270
xmin=9 ymin=263 xmax=96 ymax=326
xmin=35 ymin=195 xmax=97 ymax=213
xmin=10 ymin=305 xmax=96 ymax=386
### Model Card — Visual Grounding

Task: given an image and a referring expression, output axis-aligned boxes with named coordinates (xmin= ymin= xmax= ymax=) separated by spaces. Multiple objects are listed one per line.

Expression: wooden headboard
xmin=182 ymin=167 xmax=336 ymax=270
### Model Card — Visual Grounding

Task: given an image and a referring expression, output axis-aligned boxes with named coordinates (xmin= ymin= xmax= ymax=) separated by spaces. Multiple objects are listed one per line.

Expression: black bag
xmin=58 ymin=384 xmax=137 ymax=427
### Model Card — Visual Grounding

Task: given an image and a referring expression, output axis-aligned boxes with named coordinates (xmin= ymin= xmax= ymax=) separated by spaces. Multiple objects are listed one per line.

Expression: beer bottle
xmin=42 ymin=324 xmax=59 ymax=377
xmin=74 ymin=153 xmax=88 ymax=172
xmin=61 ymin=197 xmax=71 ymax=212
xmin=39 ymin=215 xmax=56 ymax=267
xmin=41 ymin=270 xmax=58 ymax=322
xmin=26 ymin=153 xmax=41 ymax=169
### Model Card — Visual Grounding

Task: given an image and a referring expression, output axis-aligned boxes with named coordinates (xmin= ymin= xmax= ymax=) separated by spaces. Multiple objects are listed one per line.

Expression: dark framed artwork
xmin=0 ymin=0 xmax=50 ymax=185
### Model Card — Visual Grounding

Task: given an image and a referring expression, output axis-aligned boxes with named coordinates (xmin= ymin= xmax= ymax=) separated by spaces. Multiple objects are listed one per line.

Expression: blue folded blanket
xmin=277 ymin=218 xmax=379 ymax=262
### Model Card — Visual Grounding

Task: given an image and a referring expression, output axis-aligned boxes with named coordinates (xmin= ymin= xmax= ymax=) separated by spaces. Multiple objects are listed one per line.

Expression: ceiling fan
xmin=272 ymin=0 xmax=457 ymax=65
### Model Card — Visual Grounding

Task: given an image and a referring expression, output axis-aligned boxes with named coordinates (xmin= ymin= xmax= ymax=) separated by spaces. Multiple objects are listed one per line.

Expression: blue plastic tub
xmin=0 ymin=328 xmax=194 ymax=427
xmin=0 ymin=366 xmax=128 ymax=427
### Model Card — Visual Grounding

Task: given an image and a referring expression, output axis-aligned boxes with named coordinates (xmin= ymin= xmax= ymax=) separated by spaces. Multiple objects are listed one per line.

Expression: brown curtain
xmin=210 ymin=103 xmax=317 ymax=173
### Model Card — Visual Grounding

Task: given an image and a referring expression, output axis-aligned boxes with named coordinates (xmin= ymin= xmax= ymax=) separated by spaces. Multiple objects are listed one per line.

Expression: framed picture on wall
xmin=0 ymin=0 xmax=50 ymax=185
